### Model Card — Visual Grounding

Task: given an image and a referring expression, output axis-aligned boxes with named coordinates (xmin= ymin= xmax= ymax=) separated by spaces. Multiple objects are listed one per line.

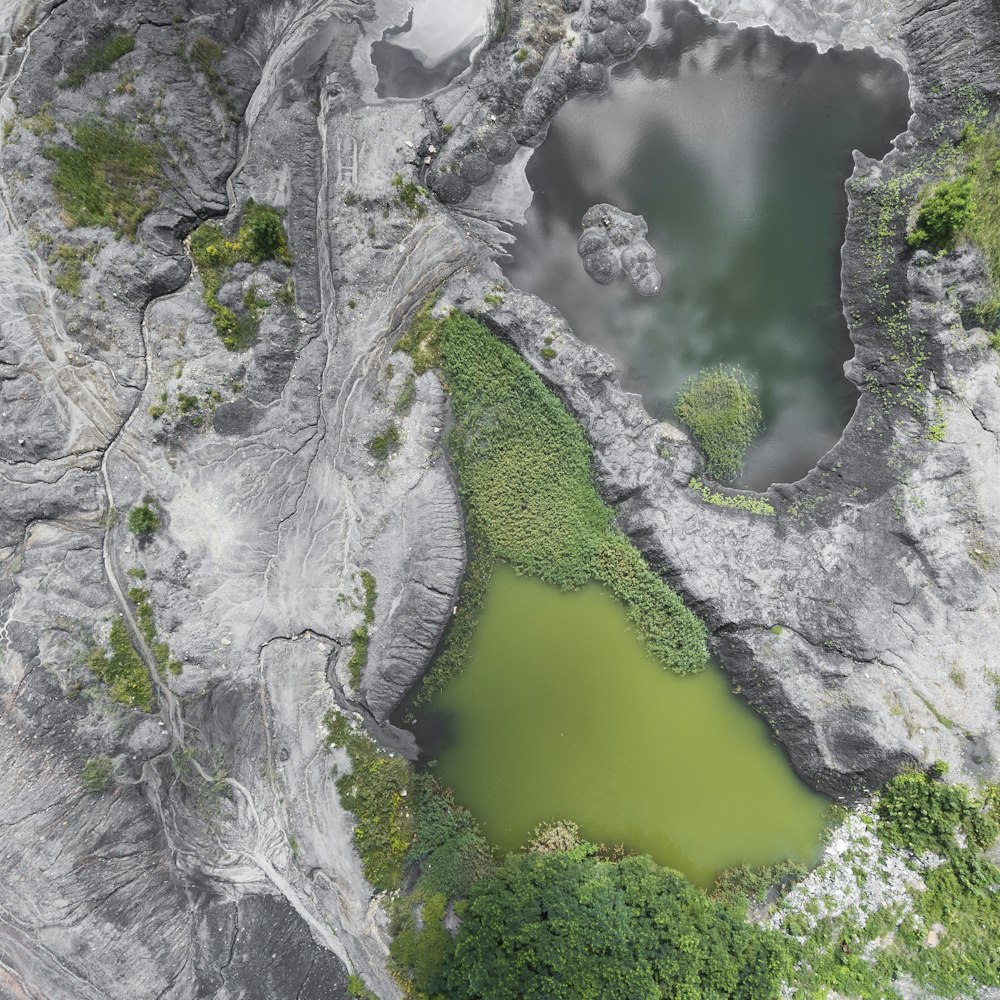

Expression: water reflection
xmin=373 ymin=0 xmax=489 ymax=99
xmin=504 ymin=0 xmax=910 ymax=488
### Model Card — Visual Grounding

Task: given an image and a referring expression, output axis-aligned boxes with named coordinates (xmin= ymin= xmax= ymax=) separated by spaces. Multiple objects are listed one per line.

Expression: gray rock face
xmin=3 ymin=0 xmax=1000 ymax=996
xmin=424 ymin=0 xmax=653 ymax=205
xmin=578 ymin=203 xmax=661 ymax=295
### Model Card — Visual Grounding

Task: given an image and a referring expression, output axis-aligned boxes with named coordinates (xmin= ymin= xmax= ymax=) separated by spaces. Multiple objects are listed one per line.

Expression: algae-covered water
xmin=504 ymin=0 xmax=910 ymax=488
xmin=414 ymin=565 xmax=829 ymax=887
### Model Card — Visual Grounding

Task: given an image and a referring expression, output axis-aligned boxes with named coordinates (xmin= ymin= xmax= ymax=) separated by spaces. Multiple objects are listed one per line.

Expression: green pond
xmin=414 ymin=564 xmax=829 ymax=888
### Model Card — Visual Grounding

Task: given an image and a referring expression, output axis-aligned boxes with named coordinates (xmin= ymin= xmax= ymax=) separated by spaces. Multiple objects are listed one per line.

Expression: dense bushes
xmin=441 ymin=851 xmax=788 ymax=1000
xmin=410 ymin=310 xmax=706 ymax=677
xmin=408 ymin=776 xmax=497 ymax=899
xmin=189 ymin=201 xmax=291 ymax=349
xmin=323 ymin=711 xmax=413 ymax=891
xmin=43 ymin=119 xmax=165 ymax=238
xmin=907 ymin=176 xmax=975 ymax=251
xmin=87 ymin=618 xmax=154 ymax=711
xmin=674 ymin=365 xmax=762 ymax=482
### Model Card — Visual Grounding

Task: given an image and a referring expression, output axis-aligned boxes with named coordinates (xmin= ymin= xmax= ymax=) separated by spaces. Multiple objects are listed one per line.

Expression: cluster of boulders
xmin=577 ymin=203 xmax=661 ymax=295
xmin=424 ymin=0 xmax=651 ymax=204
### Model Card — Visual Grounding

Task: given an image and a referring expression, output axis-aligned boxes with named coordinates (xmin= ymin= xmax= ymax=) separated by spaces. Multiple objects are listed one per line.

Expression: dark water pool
xmin=504 ymin=0 xmax=910 ymax=488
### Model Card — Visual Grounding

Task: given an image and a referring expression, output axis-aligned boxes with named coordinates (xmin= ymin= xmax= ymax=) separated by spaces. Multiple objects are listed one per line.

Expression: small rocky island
xmin=0 ymin=0 xmax=999 ymax=997
xmin=577 ymin=202 xmax=662 ymax=295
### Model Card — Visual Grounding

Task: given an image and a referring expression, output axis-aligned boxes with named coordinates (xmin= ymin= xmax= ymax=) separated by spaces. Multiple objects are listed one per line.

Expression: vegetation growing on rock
xmin=774 ymin=770 xmax=1000 ymax=999
xmin=189 ymin=200 xmax=292 ymax=350
xmin=323 ymin=710 xmax=413 ymax=891
xmin=60 ymin=33 xmax=135 ymax=89
xmin=398 ymin=307 xmax=707 ymax=695
xmin=347 ymin=570 xmax=377 ymax=690
xmin=81 ymin=755 xmax=114 ymax=793
xmin=87 ymin=618 xmax=154 ymax=711
xmin=42 ymin=119 xmax=166 ymax=238
xmin=674 ymin=365 xmax=762 ymax=483
xmin=128 ymin=586 xmax=182 ymax=676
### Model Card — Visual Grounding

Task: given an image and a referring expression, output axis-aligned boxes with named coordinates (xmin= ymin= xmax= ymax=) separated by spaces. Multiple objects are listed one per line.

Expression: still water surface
xmin=505 ymin=1 xmax=910 ymax=488
xmin=415 ymin=565 xmax=829 ymax=887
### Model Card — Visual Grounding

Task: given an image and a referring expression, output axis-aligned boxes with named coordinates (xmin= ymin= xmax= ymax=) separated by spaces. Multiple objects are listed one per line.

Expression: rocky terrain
xmin=577 ymin=203 xmax=661 ymax=295
xmin=0 ymin=0 xmax=999 ymax=995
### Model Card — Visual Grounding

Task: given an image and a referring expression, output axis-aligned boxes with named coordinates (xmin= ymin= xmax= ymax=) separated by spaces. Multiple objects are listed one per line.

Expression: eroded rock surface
xmin=1 ymin=0 xmax=1000 ymax=996
xmin=578 ymin=203 xmax=661 ymax=295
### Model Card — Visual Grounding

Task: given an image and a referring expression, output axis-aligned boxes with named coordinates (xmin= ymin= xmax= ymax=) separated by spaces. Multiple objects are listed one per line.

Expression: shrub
xmin=346 ymin=570 xmax=376 ymax=689
xmin=675 ymin=365 xmax=763 ymax=482
xmin=908 ymin=176 xmax=975 ymax=250
xmin=368 ymin=422 xmax=400 ymax=460
xmin=188 ymin=201 xmax=291 ymax=349
xmin=442 ymin=851 xmax=790 ymax=1000
xmin=323 ymin=710 xmax=414 ymax=890
xmin=43 ymin=119 xmax=165 ymax=239
xmin=81 ymin=755 xmax=114 ymax=792
xmin=389 ymin=892 xmax=454 ymax=996
xmin=88 ymin=618 xmax=154 ymax=711
xmin=403 ymin=309 xmax=707 ymax=679
xmin=877 ymin=770 xmax=998 ymax=858
xmin=127 ymin=502 xmax=159 ymax=536
xmin=61 ymin=33 xmax=135 ymax=89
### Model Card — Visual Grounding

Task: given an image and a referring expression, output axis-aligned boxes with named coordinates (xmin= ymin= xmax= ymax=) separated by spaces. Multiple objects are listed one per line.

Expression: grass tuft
xmin=675 ymin=365 xmax=762 ymax=483
xmin=61 ymin=33 xmax=135 ymax=89
xmin=42 ymin=119 xmax=165 ymax=238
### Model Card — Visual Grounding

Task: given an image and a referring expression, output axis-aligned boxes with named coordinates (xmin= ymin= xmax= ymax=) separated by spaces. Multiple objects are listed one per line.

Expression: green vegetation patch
xmin=689 ymin=477 xmax=775 ymax=516
xmin=49 ymin=242 xmax=96 ymax=296
xmin=127 ymin=501 xmax=160 ymax=537
xmin=81 ymin=755 xmax=114 ymax=793
xmin=908 ymin=176 xmax=974 ymax=251
xmin=368 ymin=422 xmax=400 ymax=460
xmin=778 ymin=771 xmax=1000 ymax=999
xmin=128 ymin=586 xmax=182 ymax=676
xmin=346 ymin=570 xmax=377 ymax=690
xmin=407 ymin=775 xmax=497 ymax=899
xmin=391 ymin=172 xmax=428 ymax=216
xmin=189 ymin=200 xmax=292 ymax=350
xmin=398 ymin=849 xmax=788 ymax=1000
xmin=394 ymin=373 xmax=416 ymax=416
xmin=43 ymin=119 xmax=165 ymax=239
xmin=675 ymin=365 xmax=762 ymax=483
xmin=61 ymin=33 xmax=135 ymax=89
xmin=426 ymin=310 xmax=706 ymax=675
xmin=323 ymin=709 xmax=414 ymax=891
xmin=88 ymin=617 xmax=154 ymax=711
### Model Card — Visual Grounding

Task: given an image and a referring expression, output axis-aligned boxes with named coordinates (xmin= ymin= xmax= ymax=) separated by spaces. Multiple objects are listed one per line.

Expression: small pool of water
xmin=412 ymin=564 xmax=829 ymax=887
xmin=372 ymin=0 xmax=489 ymax=99
xmin=504 ymin=0 xmax=910 ymax=488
